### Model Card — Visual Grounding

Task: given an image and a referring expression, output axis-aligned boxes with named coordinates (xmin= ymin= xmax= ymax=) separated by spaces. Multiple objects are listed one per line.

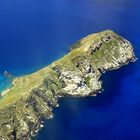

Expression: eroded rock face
xmin=0 ymin=30 xmax=136 ymax=140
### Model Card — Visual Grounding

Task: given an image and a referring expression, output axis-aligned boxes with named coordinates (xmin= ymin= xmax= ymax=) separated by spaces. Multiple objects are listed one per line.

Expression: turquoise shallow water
xmin=0 ymin=75 xmax=11 ymax=93
xmin=0 ymin=0 xmax=140 ymax=140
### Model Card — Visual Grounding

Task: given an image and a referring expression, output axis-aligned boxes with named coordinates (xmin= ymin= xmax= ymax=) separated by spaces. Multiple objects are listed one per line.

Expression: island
xmin=0 ymin=30 xmax=136 ymax=140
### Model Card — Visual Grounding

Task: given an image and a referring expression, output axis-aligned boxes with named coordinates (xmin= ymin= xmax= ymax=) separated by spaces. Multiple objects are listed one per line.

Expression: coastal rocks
xmin=3 ymin=71 xmax=13 ymax=79
xmin=0 ymin=30 xmax=136 ymax=140
xmin=0 ymin=92 xmax=55 ymax=140
xmin=60 ymin=70 xmax=93 ymax=96
xmin=58 ymin=63 xmax=102 ymax=96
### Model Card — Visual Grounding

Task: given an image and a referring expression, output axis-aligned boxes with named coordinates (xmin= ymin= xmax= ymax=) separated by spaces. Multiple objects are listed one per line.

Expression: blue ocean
xmin=0 ymin=0 xmax=140 ymax=140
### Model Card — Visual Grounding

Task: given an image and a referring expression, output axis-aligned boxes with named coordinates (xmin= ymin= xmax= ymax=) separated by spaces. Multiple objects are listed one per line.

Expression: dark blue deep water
xmin=0 ymin=0 xmax=140 ymax=140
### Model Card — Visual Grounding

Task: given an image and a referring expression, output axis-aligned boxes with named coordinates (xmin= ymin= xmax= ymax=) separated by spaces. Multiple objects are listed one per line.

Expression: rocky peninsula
xmin=0 ymin=30 xmax=136 ymax=140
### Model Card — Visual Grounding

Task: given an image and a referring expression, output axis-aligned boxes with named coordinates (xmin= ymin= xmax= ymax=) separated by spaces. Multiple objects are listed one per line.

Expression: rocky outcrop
xmin=0 ymin=30 xmax=136 ymax=140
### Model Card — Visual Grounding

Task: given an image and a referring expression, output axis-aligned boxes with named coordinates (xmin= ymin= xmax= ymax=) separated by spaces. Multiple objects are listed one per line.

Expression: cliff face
xmin=0 ymin=30 xmax=136 ymax=140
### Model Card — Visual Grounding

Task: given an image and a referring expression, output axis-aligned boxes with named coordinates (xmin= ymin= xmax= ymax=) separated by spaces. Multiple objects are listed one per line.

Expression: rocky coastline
xmin=0 ymin=30 xmax=136 ymax=140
